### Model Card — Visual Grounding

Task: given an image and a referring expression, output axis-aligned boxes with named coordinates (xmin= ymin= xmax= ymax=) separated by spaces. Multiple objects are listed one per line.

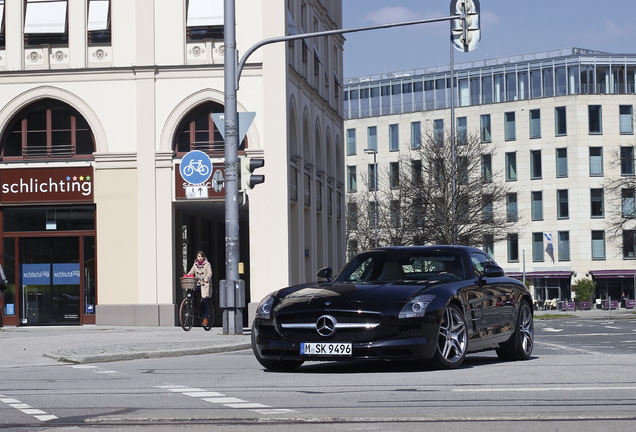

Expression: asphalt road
xmin=1 ymin=316 xmax=636 ymax=432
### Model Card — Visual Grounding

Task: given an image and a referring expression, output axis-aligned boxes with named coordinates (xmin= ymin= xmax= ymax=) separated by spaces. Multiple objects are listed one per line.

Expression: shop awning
xmin=507 ymin=271 xmax=573 ymax=279
xmin=589 ymin=270 xmax=636 ymax=279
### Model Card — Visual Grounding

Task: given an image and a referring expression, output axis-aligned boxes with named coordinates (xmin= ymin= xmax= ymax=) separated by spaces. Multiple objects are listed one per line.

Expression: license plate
xmin=300 ymin=342 xmax=352 ymax=356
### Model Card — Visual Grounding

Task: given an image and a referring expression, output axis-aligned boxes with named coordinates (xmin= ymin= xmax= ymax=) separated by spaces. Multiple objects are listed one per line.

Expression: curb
xmin=43 ymin=343 xmax=252 ymax=364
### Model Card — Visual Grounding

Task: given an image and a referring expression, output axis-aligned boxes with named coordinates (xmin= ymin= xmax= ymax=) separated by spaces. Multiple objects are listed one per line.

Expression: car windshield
xmin=336 ymin=250 xmax=465 ymax=283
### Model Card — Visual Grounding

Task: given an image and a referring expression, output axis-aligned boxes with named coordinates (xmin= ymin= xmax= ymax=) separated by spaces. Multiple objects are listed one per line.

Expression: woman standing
xmin=188 ymin=251 xmax=213 ymax=326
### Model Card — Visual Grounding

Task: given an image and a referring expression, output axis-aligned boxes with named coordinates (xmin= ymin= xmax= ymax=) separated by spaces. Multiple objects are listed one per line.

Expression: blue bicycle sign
xmin=179 ymin=150 xmax=213 ymax=185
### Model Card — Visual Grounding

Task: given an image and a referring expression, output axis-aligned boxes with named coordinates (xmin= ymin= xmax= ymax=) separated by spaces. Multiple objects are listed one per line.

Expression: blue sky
xmin=343 ymin=0 xmax=636 ymax=78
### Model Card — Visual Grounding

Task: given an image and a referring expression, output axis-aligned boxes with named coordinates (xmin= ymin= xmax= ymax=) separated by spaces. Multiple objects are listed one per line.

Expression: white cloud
xmin=363 ymin=7 xmax=424 ymax=25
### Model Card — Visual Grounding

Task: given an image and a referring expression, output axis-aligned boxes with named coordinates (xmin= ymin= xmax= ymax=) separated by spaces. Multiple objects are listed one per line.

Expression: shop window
xmin=173 ymin=101 xmax=239 ymax=156
xmin=87 ymin=0 xmax=111 ymax=44
xmin=1 ymin=100 xmax=95 ymax=160
xmin=24 ymin=0 xmax=68 ymax=46
xmin=186 ymin=0 xmax=224 ymax=41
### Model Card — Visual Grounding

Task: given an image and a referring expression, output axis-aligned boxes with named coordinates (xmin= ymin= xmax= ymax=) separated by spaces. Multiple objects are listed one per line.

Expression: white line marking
xmin=0 ymin=395 xmax=57 ymax=421
xmin=252 ymin=409 xmax=296 ymax=414
xmin=202 ymin=397 xmax=247 ymax=404
xmin=225 ymin=403 xmax=271 ymax=409
xmin=183 ymin=391 xmax=225 ymax=397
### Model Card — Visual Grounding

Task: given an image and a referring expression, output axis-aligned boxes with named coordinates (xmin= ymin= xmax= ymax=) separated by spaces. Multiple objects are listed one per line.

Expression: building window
xmin=87 ymin=0 xmax=111 ymax=44
xmin=531 ymin=150 xmax=542 ymax=179
xmin=556 ymin=148 xmax=568 ymax=178
xmin=457 ymin=116 xmax=467 ymax=145
xmin=507 ymin=233 xmax=519 ymax=262
xmin=622 ymin=188 xmax=636 ymax=218
xmin=555 ymin=106 xmax=567 ymax=136
xmin=389 ymin=162 xmax=400 ymax=189
xmin=619 ymin=105 xmax=633 ymax=134
xmin=367 ymin=126 xmax=377 ymax=152
xmin=482 ymin=194 xmax=494 ymax=222
xmin=532 ymin=232 xmax=544 ymax=262
xmin=410 ymin=121 xmax=421 ymax=149
xmin=174 ymin=101 xmax=227 ymax=155
xmin=1 ymin=99 xmax=95 ymax=160
xmin=481 ymin=154 xmax=492 ymax=183
xmin=588 ymin=105 xmax=602 ymax=134
xmin=480 ymin=114 xmax=491 ymax=142
xmin=557 ymin=189 xmax=569 ymax=219
xmin=529 ymin=109 xmax=541 ymax=138
xmin=621 ymin=146 xmax=635 ymax=176
xmin=368 ymin=201 xmax=378 ymax=228
xmin=346 ymin=128 xmax=356 ymax=155
xmin=624 ymin=230 xmax=636 ymax=259
xmin=483 ymin=234 xmax=494 ymax=258
xmin=24 ymin=0 xmax=69 ymax=46
xmin=368 ymin=164 xmax=377 ymax=192
xmin=186 ymin=0 xmax=224 ymax=41
xmin=590 ymin=188 xmax=604 ymax=218
xmin=390 ymin=200 xmax=400 ymax=228
xmin=504 ymin=112 xmax=516 ymax=141
xmin=347 ymin=202 xmax=358 ymax=226
xmin=505 ymin=152 xmax=517 ymax=181
xmin=506 ymin=193 xmax=518 ymax=222
xmin=531 ymin=191 xmax=543 ymax=221
xmin=433 ymin=119 xmax=444 ymax=146
xmin=389 ymin=124 xmax=399 ymax=151
xmin=346 ymin=166 xmax=357 ymax=192
xmin=411 ymin=159 xmax=422 ymax=185
xmin=558 ymin=231 xmax=570 ymax=261
xmin=589 ymin=147 xmax=603 ymax=176
xmin=591 ymin=230 xmax=606 ymax=260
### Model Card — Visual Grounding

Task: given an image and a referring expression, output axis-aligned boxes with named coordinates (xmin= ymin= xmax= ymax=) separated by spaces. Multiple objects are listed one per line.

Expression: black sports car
xmin=251 ymin=246 xmax=534 ymax=370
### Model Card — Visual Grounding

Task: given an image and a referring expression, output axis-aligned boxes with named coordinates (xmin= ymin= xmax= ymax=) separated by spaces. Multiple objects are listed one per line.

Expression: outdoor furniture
xmin=559 ymin=301 xmax=576 ymax=311
xmin=602 ymin=300 xmax=619 ymax=310
xmin=578 ymin=301 xmax=591 ymax=310
xmin=625 ymin=299 xmax=635 ymax=309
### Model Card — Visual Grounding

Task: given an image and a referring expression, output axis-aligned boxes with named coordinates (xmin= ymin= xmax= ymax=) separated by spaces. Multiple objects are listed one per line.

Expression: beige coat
xmin=188 ymin=258 xmax=213 ymax=298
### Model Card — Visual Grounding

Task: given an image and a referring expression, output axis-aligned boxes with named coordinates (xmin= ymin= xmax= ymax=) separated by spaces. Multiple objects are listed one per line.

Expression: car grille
xmin=277 ymin=311 xmax=383 ymax=342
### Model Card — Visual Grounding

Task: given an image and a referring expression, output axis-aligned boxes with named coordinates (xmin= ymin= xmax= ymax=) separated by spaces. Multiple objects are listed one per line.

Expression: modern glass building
xmin=344 ymin=48 xmax=636 ymax=308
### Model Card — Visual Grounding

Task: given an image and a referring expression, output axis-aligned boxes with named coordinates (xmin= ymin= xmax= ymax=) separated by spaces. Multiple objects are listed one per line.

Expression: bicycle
xmin=179 ymin=277 xmax=215 ymax=331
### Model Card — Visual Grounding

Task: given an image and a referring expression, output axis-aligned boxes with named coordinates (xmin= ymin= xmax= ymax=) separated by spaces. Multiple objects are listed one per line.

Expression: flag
xmin=544 ymin=232 xmax=554 ymax=263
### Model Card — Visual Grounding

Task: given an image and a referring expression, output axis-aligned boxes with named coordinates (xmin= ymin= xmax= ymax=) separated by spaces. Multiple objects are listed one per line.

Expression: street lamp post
xmin=364 ymin=148 xmax=378 ymax=246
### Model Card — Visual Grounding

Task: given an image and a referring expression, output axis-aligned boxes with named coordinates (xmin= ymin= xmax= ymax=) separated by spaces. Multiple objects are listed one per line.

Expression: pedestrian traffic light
xmin=239 ymin=156 xmax=265 ymax=191
xmin=451 ymin=0 xmax=481 ymax=53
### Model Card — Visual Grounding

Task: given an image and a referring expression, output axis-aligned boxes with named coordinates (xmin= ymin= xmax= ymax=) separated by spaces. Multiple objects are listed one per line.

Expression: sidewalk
xmin=535 ymin=306 xmax=636 ymax=319
xmin=0 ymin=325 xmax=251 ymax=368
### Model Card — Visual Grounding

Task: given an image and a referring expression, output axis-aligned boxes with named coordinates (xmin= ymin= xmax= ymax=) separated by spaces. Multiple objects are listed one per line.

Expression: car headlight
xmin=256 ymin=295 xmax=275 ymax=320
xmin=398 ymin=294 xmax=436 ymax=319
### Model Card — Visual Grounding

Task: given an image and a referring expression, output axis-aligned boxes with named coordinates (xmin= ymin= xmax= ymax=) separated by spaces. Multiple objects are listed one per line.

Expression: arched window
xmin=173 ymin=101 xmax=246 ymax=156
xmin=1 ymin=99 xmax=95 ymax=160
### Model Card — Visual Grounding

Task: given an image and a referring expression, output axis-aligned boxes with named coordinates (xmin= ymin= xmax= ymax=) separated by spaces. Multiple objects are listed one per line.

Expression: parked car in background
xmin=252 ymin=246 xmax=534 ymax=371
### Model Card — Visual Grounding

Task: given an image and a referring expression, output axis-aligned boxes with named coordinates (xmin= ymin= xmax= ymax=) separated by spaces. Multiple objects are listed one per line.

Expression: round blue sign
xmin=179 ymin=150 xmax=213 ymax=185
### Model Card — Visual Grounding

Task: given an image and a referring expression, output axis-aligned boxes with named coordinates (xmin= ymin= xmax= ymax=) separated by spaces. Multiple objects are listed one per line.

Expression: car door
xmin=470 ymin=252 xmax=516 ymax=343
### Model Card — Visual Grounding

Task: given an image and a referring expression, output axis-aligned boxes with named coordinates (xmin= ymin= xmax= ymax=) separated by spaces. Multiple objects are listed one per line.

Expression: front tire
xmin=431 ymin=304 xmax=468 ymax=369
xmin=251 ymin=327 xmax=304 ymax=371
xmin=496 ymin=300 xmax=534 ymax=361
xmin=179 ymin=298 xmax=195 ymax=331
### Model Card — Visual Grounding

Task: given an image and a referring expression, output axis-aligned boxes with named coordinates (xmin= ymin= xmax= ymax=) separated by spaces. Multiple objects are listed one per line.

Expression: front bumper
xmin=252 ymin=323 xmax=438 ymax=362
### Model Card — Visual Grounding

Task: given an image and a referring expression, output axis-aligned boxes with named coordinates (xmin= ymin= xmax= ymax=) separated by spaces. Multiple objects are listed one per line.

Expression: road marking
xmin=542 ymin=328 xmax=564 ymax=332
xmin=0 ymin=394 xmax=57 ymax=422
xmin=453 ymin=386 xmax=636 ymax=392
xmin=156 ymin=385 xmax=296 ymax=415
xmin=70 ymin=365 xmax=118 ymax=375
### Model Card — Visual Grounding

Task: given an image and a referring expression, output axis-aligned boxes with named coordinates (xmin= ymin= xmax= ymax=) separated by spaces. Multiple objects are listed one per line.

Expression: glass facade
xmin=344 ymin=49 xmax=636 ymax=120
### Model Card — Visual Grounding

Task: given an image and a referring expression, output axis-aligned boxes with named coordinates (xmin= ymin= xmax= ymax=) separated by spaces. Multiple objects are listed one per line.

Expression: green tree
xmin=572 ymin=278 xmax=596 ymax=303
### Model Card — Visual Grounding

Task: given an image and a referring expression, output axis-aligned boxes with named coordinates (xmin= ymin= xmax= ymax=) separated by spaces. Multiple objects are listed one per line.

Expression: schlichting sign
xmin=0 ymin=167 xmax=94 ymax=204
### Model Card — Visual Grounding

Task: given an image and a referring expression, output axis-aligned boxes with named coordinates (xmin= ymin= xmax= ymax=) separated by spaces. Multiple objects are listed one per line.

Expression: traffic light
xmin=451 ymin=0 xmax=481 ymax=53
xmin=239 ymin=156 xmax=265 ymax=190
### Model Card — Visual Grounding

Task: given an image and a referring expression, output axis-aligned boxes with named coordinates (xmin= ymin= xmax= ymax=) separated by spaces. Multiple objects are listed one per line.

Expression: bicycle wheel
xmin=203 ymin=302 xmax=215 ymax=331
xmin=179 ymin=298 xmax=195 ymax=331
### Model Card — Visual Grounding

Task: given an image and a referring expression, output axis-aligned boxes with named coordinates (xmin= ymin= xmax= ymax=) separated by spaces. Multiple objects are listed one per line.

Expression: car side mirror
xmin=482 ymin=265 xmax=504 ymax=278
xmin=317 ymin=267 xmax=333 ymax=282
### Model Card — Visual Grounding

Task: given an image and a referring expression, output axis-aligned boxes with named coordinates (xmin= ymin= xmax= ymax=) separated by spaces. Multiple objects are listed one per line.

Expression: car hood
xmin=274 ymin=281 xmax=443 ymax=312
